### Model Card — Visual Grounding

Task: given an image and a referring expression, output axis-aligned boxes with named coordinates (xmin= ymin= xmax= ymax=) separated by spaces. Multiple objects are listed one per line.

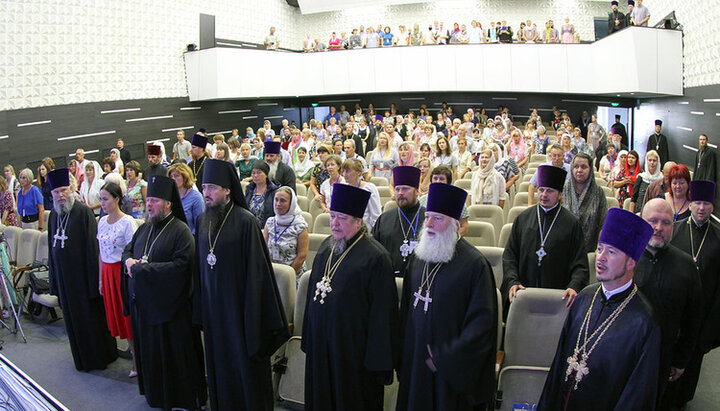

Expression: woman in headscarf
xmin=614 ymin=149 xmax=641 ymax=205
xmin=293 ymin=146 xmax=315 ymax=187
xmin=263 ymin=186 xmax=309 ymax=280
xmin=470 ymin=149 xmax=507 ymax=207
xmin=110 ymin=148 xmax=124 ymax=175
xmin=630 ymin=150 xmax=662 ymax=214
xmin=563 ymin=153 xmax=608 ymax=252
xmin=79 ymin=160 xmax=105 ymax=216
xmin=397 ymin=141 xmax=415 ymax=166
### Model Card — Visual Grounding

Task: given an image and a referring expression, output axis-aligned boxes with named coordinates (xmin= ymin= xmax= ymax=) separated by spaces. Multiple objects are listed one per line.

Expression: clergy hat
xmin=47 ymin=168 xmax=70 ymax=190
xmin=264 ymin=141 xmax=281 ymax=155
xmin=536 ymin=165 xmax=567 ymax=192
xmin=147 ymin=144 xmax=161 ymax=156
xmin=191 ymin=133 xmax=208 ymax=148
xmin=198 ymin=128 xmax=206 ymax=133
xmin=611 ymin=0 xmax=618 ymax=5
xmin=392 ymin=166 xmax=421 ymax=189
xmin=627 ymin=0 xmax=634 ymax=5
xmin=426 ymin=183 xmax=467 ymax=221
xmin=655 ymin=119 xmax=662 ymax=126
xmin=598 ymin=208 xmax=653 ymax=262
xmin=146 ymin=175 xmax=187 ymax=223
xmin=330 ymin=184 xmax=370 ymax=219
xmin=203 ymin=159 xmax=249 ymax=209
xmin=689 ymin=180 xmax=716 ymax=204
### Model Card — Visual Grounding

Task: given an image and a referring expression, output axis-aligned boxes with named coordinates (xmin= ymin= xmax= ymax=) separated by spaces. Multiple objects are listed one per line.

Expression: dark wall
xmin=635 ymin=85 xmax=720 ymax=168
xmin=0 ymin=91 xmax=635 ymax=173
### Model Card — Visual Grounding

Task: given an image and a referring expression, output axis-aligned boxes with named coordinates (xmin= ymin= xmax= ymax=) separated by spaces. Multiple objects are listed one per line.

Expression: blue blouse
xmin=180 ymin=187 xmax=205 ymax=235
xmin=17 ymin=185 xmax=43 ymax=217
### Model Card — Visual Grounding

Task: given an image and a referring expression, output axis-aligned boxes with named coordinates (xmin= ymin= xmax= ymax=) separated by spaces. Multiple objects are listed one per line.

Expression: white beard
xmin=414 ymin=223 xmax=458 ymax=263
xmin=268 ymin=160 xmax=279 ymax=179
xmin=53 ymin=195 xmax=75 ymax=215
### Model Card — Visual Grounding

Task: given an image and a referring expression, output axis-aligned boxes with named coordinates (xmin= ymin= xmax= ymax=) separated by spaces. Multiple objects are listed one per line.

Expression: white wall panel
xmin=510 ymin=45 xmax=541 ymax=92
xmin=538 ymin=45 xmax=568 ymax=93
xmin=482 ymin=46 xmax=513 ymax=92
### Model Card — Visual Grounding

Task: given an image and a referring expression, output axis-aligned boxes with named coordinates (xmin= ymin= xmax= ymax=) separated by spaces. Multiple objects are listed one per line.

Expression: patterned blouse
xmin=0 ymin=191 xmax=17 ymax=226
xmin=265 ymin=215 xmax=309 ymax=278
xmin=124 ymin=179 xmax=147 ymax=219
xmin=311 ymin=164 xmax=330 ymax=193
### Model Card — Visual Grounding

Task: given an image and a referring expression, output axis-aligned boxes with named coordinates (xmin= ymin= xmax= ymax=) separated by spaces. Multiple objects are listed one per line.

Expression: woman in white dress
xmin=263 ymin=187 xmax=309 ymax=279
xmin=470 ymin=149 xmax=507 ymax=207
xmin=318 ymin=155 xmax=344 ymax=213
xmin=369 ymin=132 xmax=399 ymax=182
xmin=341 ymin=158 xmax=382 ymax=230
xmin=80 ymin=161 xmax=104 ymax=216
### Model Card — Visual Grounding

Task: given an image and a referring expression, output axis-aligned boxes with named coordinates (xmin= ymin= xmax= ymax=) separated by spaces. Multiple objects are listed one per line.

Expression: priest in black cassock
xmin=502 ymin=165 xmax=588 ymax=314
xmin=693 ymin=133 xmax=716 ymax=182
xmin=637 ymin=198 xmax=704 ymax=407
xmin=302 ymin=183 xmax=399 ymax=410
xmin=647 ymin=119 xmax=670 ymax=165
xmin=143 ymin=144 xmax=168 ymax=179
xmin=264 ymin=141 xmax=296 ymax=192
xmin=539 ymin=208 xmax=661 ymax=410
xmin=189 ymin=133 xmax=209 ymax=191
xmin=666 ymin=180 xmax=720 ymax=409
xmin=372 ymin=166 xmax=425 ymax=278
xmin=194 ymin=159 xmax=290 ymax=410
xmin=122 ymin=175 xmax=207 ymax=410
xmin=608 ymin=1 xmax=626 ymax=34
xmin=47 ymin=168 xmax=117 ymax=371
xmin=397 ymin=183 xmax=497 ymax=410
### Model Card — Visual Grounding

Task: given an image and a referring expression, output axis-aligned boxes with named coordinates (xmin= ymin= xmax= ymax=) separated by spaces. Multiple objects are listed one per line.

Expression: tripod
xmin=0 ymin=241 xmax=26 ymax=343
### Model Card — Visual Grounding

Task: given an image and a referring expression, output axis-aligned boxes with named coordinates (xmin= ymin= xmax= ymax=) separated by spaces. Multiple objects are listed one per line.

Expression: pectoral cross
xmin=53 ymin=229 xmax=68 ymax=248
xmin=536 ymin=247 xmax=547 ymax=266
xmin=314 ymin=277 xmax=333 ymax=304
xmin=565 ymin=351 xmax=590 ymax=390
xmin=413 ymin=287 xmax=432 ymax=313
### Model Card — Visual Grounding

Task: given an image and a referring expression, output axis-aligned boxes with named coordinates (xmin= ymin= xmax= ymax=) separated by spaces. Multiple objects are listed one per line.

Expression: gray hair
xmin=18 ymin=168 xmax=34 ymax=182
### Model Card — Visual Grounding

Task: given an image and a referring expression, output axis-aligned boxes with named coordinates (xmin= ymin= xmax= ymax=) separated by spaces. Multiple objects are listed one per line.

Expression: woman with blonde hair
xmin=470 ymin=149 xmax=507 ymax=207
xmin=16 ymin=168 xmax=44 ymax=230
xmin=3 ymin=165 xmax=20 ymax=203
xmin=369 ymin=132 xmax=399 ymax=181
xmin=416 ymin=158 xmax=433 ymax=197
xmin=168 ymin=162 xmax=204 ymax=234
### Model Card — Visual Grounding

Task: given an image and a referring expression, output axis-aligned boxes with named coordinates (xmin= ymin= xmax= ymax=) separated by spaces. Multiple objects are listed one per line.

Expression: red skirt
xmin=101 ymin=261 xmax=133 ymax=340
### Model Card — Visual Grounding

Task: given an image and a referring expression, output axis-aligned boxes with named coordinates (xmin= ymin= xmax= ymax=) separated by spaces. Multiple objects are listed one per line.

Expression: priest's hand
xmin=124 ymin=259 xmax=138 ymax=277
xmin=508 ymin=284 xmax=526 ymax=302
xmin=562 ymin=288 xmax=578 ymax=308
xmin=669 ymin=367 xmax=685 ymax=382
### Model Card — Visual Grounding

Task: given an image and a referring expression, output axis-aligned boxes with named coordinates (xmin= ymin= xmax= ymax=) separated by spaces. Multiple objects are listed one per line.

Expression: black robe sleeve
xmin=501 ymin=220 xmax=523 ymax=299
xmin=567 ymin=220 xmax=590 ymax=292
xmin=47 ymin=212 xmax=58 ymax=296
xmin=673 ymin=262 xmax=704 ymax=369
xmin=83 ymin=206 xmax=101 ymax=300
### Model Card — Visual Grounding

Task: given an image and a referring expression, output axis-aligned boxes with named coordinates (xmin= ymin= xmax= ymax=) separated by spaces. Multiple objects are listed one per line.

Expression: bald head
xmin=642 ymin=198 xmax=674 ymax=249
xmin=662 ymin=161 xmax=677 ymax=183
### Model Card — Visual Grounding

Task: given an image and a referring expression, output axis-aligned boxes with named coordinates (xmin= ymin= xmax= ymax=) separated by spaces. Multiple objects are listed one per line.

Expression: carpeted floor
xmin=0 ymin=315 xmax=716 ymax=410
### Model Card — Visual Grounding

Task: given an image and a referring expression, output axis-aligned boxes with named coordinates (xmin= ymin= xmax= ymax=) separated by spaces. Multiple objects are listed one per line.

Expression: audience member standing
xmin=172 ymin=130 xmax=192 ymax=162
xmin=17 ymin=168 xmax=45 ymax=230
xmin=664 ymin=164 xmax=691 ymax=221
xmin=563 ymin=153 xmax=608 ymax=252
xmin=116 ymin=138 xmax=132 ymax=170
xmin=631 ymin=150 xmax=663 ymax=214
xmin=631 ymin=0 xmax=651 ymax=26
xmin=47 ymin=168 xmax=117 ymax=371
xmin=123 ymin=161 xmax=147 ymax=219
xmin=263 ymin=187 xmax=309 ymax=277
xmin=168 ymin=162 xmax=204 ymax=235
xmin=0 ymin=177 xmax=17 ymax=227
xmin=188 ymin=134 xmax=209 ymax=192
xmin=264 ymin=26 xmax=279 ymax=50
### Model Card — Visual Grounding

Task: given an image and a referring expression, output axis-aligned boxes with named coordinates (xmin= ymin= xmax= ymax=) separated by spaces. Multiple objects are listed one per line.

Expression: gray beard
xmin=268 ymin=160 xmax=279 ymax=179
xmin=331 ymin=238 xmax=346 ymax=253
xmin=53 ymin=195 xmax=75 ymax=216
xmin=414 ymin=223 xmax=458 ymax=263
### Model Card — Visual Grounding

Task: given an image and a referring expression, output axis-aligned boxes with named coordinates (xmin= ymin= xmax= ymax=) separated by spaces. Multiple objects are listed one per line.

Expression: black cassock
xmin=48 ymin=203 xmax=117 ymax=371
xmin=143 ymin=163 xmax=168 ymax=179
xmin=302 ymin=230 xmax=399 ymax=410
xmin=193 ymin=204 xmax=290 ymax=410
xmin=647 ymin=133 xmax=670 ymax=165
xmin=501 ymin=205 xmax=589 ymax=312
xmin=372 ymin=201 xmax=425 ymax=278
xmin=397 ymin=239 xmax=497 ymax=410
xmin=634 ymin=244 xmax=704 ymax=400
xmin=694 ymin=147 xmax=717 ymax=182
xmin=667 ymin=218 xmax=720 ymax=405
xmin=608 ymin=10 xmax=626 ymax=34
xmin=538 ymin=283 xmax=661 ymax=410
xmin=189 ymin=155 xmax=207 ymax=192
xmin=271 ymin=162 xmax=297 ymax=192
xmin=122 ymin=215 xmax=207 ymax=410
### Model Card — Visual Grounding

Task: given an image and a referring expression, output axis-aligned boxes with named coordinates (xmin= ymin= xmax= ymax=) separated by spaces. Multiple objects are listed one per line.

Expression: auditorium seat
xmin=241 ymin=180 xmax=249 ymax=193
xmin=297 ymin=195 xmax=309 ymax=212
xmin=525 ymin=167 xmax=537 ymax=176
xmin=623 ymin=198 xmax=632 ymax=211
xmin=606 ymin=197 xmax=620 ymax=209
xmin=600 ymin=186 xmax=612 ymax=197
xmin=382 ymin=200 xmax=398 ymax=212
xmin=588 ymin=252 xmax=597 ymax=284
xmin=518 ymin=181 xmax=529 ymax=193
xmin=277 ymin=271 xmax=310 ymax=405
xmin=496 ymin=288 xmax=569 ymax=411
xmin=498 ymin=223 xmax=513 ymax=248
xmin=376 ymin=186 xmax=392 ymax=206
xmin=370 ymin=176 xmax=388 ymax=187
xmin=454 ymin=179 xmax=472 ymax=191
xmin=513 ymin=192 xmax=536 ymax=208
xmin=295 ymin=184 xmax=307 ymax=198
xmin=464 ymin=171 xmax=474 ymax=180
xmin=0 ymin=224 xmax=5 ymax=234
xmin=301 ymin=212 xmax=313 ymax=233
xmin=476 ymin=246 xmax=504 ymax=287
xmin=306 ymin=233 xmax=328 ymax=268
xmin=12 ymin=229 xmax=41 ymax=288
xmin=43 ymin=210 xmax=50 ymax=230
xmin=2 ymin=226 xmax=22 ymax=264
xmin=271 ymin=263 xmax=296 ymax=326
xmin=506 ymin=206 xmax=527 ymax=224
xmin=312 ymin=214 xmax=331 ymax=235
xmin=595 ymin=177 xmax=608 ymax=187
xmin=35 ymin=232 xmax=48 ymax=265
xmin=468 ymin=205 xmax=504 ymax=238
xmin=465 ymin=221 xmax=496 ymax=247
xmin=309 ymin=198 xmax=324 ymax=221
xmin=522 ymin=174 xmax=534 ymax=183
xmin=530 ymin=154 xmax=546 ymax=162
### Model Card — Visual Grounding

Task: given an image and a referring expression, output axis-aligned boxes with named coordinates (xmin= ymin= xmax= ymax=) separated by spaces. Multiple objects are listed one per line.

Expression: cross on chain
xmin=314 ymin=278 xmax=333 ymax=304
xmin=413 ymin=288 xmax=432 ymax=313
xmin=53 ymin=230 xmax=68 ymax=248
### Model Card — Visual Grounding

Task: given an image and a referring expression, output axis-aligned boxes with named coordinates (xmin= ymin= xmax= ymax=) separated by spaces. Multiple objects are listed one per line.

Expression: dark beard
xmin=206 ymin=201 xmax=230 ymax=230
xmin=149 ymin=211 xmax=169 ymax=225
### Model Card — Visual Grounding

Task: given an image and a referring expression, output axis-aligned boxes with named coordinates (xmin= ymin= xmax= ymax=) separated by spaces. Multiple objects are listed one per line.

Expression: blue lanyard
xmin=274 ymin=215 xmax=296 ymax=246
xmin=398 ymin=207 xmax=420 ymax=239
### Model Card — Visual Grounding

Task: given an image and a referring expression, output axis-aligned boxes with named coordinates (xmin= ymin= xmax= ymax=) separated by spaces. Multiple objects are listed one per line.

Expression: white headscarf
xmin=293 ymin=150 xmax=315 ymax=178
xmin=110 ymin=148 xmax=123 ymax=172
xmin=638 ymin=150 xmax=663 ymax=184
xmin=471 ymin=150 xmax=499 ymax=203
xmin=273 ymin=186 xmax=305 ymax=226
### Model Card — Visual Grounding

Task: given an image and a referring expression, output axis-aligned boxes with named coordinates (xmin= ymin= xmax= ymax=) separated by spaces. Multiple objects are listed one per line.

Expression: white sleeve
xmin=364 ymin=184 xmax=382 ymax=230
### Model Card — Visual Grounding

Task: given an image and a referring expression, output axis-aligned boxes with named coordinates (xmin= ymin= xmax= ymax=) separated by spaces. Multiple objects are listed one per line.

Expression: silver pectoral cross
xmin=53 ymin=229 xmax=67 ymax=248
xmin=413 ymin=287 xmax=432 ymax=313
xmin=400 ymin=240 xmax=418 ymax=261
xmin=536 ymin=247 xmax=547 ymax=266
xmin=314 ymin=277 xmax=333 ymax=304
